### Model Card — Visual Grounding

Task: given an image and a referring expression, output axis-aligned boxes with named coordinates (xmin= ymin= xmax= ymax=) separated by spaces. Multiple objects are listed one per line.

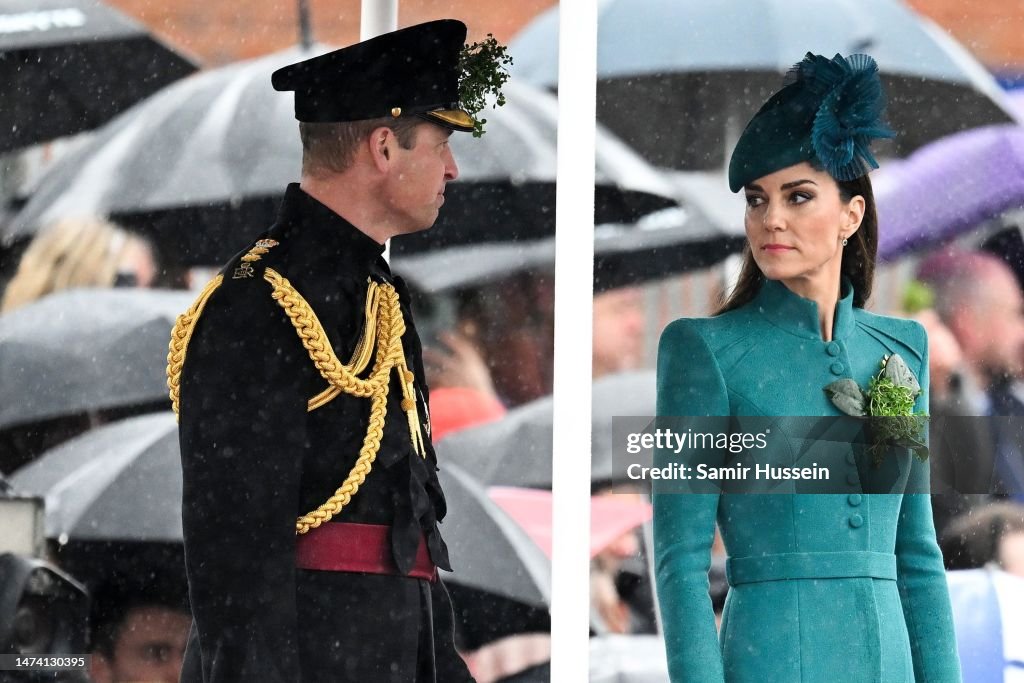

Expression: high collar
xmin=752 ymin=277 xmax=856 ymax=341
xmin=275 ymin=183 xmax=386 ymax=266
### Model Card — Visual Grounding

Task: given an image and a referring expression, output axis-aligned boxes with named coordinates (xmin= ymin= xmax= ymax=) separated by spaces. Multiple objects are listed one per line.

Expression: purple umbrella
xmin=877 ymin=124 xmax=1024 ymax=261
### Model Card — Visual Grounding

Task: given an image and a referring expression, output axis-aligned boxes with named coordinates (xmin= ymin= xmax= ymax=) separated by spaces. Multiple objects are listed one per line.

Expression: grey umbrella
xmin=10 ymin=412 xmax=550 ymax=606
xmin=511 ymin=0 xmax=1020 ymax=171
xmin=6 ymin=52 xmax=677 ymax=264
xmin=436 ymin=370 xmax=656 ymax=489
xmin=0 ymin=0 xmax=197 ymax=153
xmin=0 ymin=288 xmax=191 ymax=430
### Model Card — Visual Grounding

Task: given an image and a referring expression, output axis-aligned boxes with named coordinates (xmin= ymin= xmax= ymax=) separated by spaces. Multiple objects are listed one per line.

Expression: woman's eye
xmin=745 ymin=195 xmax=764 ymax=208
xmin=790 ymin=192 xmax=812 ymax=204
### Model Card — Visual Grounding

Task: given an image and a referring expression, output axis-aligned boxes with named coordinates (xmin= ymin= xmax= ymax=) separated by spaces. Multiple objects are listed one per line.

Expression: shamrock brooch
xmin=824 ymin=353 xmax=928 ymax=466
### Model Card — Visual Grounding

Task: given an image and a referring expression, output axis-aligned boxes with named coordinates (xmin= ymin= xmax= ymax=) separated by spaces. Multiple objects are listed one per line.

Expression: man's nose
xmin=444 ymin=147 xmax=459 ymax=181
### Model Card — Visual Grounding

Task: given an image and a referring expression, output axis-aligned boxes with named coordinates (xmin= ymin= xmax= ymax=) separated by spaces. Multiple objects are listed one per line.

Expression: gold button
xmin=391 ymin=107 xmax=402 ymax=117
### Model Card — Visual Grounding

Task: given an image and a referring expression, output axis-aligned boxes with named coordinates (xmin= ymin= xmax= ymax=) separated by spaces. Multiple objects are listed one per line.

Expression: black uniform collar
xmin=276 ymin=183 xmax=387 ymax=267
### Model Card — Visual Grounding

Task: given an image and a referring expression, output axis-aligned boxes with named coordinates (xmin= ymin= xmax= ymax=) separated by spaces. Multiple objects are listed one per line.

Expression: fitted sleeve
xmin=178 ymin=278 xmax=309 ymax=682
xmin=653 ymin=319 xmax=730 ymax=683
xmin=894 ymin=321 xmax=962 ymax=682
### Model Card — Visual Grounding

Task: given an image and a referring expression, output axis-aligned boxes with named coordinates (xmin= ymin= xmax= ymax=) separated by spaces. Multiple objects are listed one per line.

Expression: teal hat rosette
xmin=727 ymin=53 xmax=894 ymax=193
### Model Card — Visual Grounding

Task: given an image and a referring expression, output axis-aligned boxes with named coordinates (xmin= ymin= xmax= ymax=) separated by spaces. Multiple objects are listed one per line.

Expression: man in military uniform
xmin=167 ymin=20 xmax=493 ymax=682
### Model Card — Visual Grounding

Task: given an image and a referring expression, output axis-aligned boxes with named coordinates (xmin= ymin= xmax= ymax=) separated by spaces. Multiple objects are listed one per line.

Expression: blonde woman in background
xmin=1 ymin=216 xmax=156 ymax=313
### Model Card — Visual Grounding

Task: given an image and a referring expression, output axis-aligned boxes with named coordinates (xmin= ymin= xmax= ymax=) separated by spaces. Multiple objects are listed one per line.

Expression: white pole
xmin=360 ymin=0 xmax=397 ymax=260
xmin=360 ymin=0 xmax=397 ymax=40
xmin=551 ymin=0 xmax=597 ymax=678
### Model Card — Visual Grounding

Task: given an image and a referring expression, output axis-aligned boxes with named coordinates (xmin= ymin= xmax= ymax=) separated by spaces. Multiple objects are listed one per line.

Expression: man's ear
xmin=368 ymin=126 xmax=393 ymax=173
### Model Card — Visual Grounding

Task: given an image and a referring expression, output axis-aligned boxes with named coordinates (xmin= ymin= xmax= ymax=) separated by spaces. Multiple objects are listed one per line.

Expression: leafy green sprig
xmin=824 ymin=354 xmax=928 ymax=466
xmin=459 ymin=34 xmax=513 ymax=137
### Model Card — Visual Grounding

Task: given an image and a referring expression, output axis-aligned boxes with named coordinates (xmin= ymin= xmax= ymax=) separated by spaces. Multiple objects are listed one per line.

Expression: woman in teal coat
xmin=654 ymin=53 xmax=962 ymax=682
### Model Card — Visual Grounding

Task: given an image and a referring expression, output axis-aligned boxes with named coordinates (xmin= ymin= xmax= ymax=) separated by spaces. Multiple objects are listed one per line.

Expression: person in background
xmin=89 ymin=572 xmax=191 ymax=683
xmin=918 ymin=250 xmax=1024 ymax=500
xmin=592 ymin=285 xmax=646 ymax=379
xmin=903 ymin=282 xmax=997 ymax=547
xmin=1 ymin=216 xmax=156 ymax=313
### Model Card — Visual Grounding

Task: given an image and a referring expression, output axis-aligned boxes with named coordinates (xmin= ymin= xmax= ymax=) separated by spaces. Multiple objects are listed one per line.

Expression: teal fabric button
xmin=826 ymin=342 xmax=840 ymax=357
xmin=846 ymin=473 xmax=859 ymax=486
xmin=848 ymin=494 xmax=863 ymax=506
xmin=830 ymin=361 xmax=845 ymax=375
xmin=849 ymin=514 xmax=864 ymax=528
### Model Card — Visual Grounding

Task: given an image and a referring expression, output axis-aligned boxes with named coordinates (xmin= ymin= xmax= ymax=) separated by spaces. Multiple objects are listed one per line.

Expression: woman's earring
xmin=841 ymin=237 xmax=849 ymax=247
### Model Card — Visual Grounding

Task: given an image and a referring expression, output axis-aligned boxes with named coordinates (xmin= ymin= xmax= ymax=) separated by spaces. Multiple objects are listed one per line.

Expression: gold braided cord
xmin=305 ymin=280 xmax=380 ymax=411
xmin=263 ymin=268 xmax=399 ymax=400
xmin=166 ymin=275 xmax=224 ymax=421
xmin=262 ymin=267 xmax=423 ymax=534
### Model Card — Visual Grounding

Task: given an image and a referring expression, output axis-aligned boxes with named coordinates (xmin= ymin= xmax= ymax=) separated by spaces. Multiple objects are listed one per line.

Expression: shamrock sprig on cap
xmin=824 ymin=353 xmax=928 ymax=466
xmin=459 ymin=34 xmax=513 ymax=137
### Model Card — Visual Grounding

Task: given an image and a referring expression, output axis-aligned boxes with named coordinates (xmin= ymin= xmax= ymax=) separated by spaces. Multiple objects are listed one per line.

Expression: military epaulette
xmin=231 ymin=238 xmax=280 ymax=280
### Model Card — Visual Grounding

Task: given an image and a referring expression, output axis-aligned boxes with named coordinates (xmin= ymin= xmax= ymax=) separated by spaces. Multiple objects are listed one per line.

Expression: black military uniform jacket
xmin=176 ymin=184 xmax=472 ymax=682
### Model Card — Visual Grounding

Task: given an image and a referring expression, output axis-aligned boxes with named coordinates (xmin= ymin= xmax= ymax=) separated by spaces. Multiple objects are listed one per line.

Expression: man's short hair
xmin=299 ymin=117 xmax=422 ymax=176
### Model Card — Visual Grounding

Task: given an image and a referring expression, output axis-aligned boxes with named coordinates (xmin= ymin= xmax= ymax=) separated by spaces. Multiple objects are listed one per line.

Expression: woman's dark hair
xmin=715 ymin=171 xmax=878 ymax=315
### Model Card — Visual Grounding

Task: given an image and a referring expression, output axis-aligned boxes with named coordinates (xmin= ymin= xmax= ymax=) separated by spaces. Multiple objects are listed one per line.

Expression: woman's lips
xmin=762 ymin=244 xmax=795 ymax=252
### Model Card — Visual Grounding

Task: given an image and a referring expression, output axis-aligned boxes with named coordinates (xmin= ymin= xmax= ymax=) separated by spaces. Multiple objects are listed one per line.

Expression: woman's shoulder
xmin=853 ymin=308 xmax=928 ymax=364
xmin=659 ymin=307 xmax=761 ymax=354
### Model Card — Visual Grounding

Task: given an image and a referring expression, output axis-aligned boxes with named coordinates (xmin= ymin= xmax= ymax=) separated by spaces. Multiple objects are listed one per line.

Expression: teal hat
xmin=727 ymin=53 xmax=894 ymax=193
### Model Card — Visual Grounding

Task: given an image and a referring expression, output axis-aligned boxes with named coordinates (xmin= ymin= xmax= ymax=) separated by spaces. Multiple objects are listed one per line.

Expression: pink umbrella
xmin=488 ymin=487 xmax=653 ymax=559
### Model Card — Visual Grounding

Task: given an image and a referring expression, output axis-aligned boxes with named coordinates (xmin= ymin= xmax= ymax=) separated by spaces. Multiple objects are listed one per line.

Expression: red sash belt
xmin=295 ymin=521 xmax=438 ymax=582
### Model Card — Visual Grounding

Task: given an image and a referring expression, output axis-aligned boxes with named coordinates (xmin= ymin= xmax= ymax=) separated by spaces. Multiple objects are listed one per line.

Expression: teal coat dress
xmin=654 ymin=279 xmax=961 ymax=683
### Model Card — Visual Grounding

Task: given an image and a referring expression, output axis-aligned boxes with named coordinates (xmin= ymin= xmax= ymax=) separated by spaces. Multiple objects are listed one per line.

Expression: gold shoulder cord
xmin=167 ymin=275 xmax=224 ymax=417
xmin=166 ymin=268 xmax=427 ymax=535
xmin=263 ymin=267 xmax=425 ymax=534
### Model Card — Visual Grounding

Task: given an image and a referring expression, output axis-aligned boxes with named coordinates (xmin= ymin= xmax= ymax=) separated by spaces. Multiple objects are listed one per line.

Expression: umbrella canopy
xmin=437 ymin=370 xmax=655 ymax=489
xmin=10 ymin=413 xmax=550 ymax=607
xmin=394 ymin=205 xmax=743 ymax=294
xmin=0 ymin=0 xmax=197 ymax=153
xmin=0 ymin=287 xmax=191 ymax=430
xmin=875 ymin=124 xmax=1024 ymax=260
xmin=6 ymin=47 xmax=677 ymax=263
xmin=511 ymin=0 xmax=1019 ymax=171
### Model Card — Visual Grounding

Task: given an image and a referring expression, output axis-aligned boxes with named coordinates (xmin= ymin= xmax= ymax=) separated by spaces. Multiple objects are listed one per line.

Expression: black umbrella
xmin=436 ymin=370 xmax=656 ymax=489
xmin=511 ymin=0 xmax=1020 ymax=171
xmin=0 ymin=0 xmax=197 ymax=153
xmin=394 ymin=188 xmax=743 ymax=295
xmin=0 ymin=287 xmax=191 ymax=430
xmin=6 ymin=50 xmax=677 ymax=264
xmin=10 ymin=413 xmax=550 ymax=607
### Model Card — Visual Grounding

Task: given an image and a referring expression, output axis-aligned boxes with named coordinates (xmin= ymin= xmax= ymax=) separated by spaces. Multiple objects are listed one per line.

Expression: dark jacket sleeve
xmin=178 ymin=276 xmax=309 ymax=682
xmin=894 ymin=321 xmax=962 ymax=683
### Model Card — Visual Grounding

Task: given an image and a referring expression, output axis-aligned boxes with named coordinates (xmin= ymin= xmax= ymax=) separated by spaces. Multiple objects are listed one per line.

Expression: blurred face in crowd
xmin=953 ymin=265 xmax=1024 ymax=382
xmin=744 ymin=162 xmax=864 ymax=299
xmin=592 ymin=286 xmax=646 ymax=378
xmin=90 ymin=606 xmax=191 ymax=683
xmin=383 ymin=122 xmax=459 ymax=235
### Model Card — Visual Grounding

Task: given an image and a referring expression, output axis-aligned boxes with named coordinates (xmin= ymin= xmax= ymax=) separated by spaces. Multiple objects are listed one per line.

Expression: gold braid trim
xmin=264 ymin=268 xmax=396 ymax=400
xmin=262 ymin=267 xmax=424 ymax=534
xmin=306 ymin=278 xmax=380 ymax=411
xmin=166 ymin=275 xmax=224 ymax=421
